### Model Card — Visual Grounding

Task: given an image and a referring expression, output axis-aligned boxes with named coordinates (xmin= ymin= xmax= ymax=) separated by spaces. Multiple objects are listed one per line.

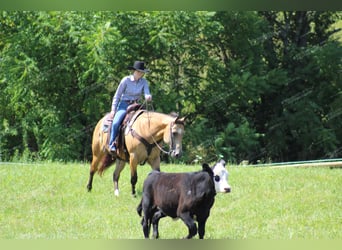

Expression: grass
xmin=0 ymin=162 xmax=341 ymax=239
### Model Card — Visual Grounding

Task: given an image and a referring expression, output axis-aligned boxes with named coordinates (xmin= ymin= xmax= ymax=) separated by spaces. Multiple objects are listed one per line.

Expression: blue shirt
xmin=111 ymin=75 xmax=151 ymax=111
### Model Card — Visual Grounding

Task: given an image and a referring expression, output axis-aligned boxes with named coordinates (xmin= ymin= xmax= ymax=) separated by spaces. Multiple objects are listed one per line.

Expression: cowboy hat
xmin=127 ymin=61 xmax=150 ymax=73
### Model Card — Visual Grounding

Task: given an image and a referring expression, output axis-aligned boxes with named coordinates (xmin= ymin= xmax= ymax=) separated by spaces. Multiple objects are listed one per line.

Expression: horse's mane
xmin=140 ymin=110 xmax=179 ymax=119
xmin=169 ymin=111 xmax=179 ymax=118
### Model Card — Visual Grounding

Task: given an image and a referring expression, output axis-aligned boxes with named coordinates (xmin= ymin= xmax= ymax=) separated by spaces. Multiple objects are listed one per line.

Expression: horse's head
xmin=164 ymin=116 xmax=185 ymax=158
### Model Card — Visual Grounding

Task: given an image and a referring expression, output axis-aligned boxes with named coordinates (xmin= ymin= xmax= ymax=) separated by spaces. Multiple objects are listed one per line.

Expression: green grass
xmin=0 ymin=162 xmax=341 ymax=239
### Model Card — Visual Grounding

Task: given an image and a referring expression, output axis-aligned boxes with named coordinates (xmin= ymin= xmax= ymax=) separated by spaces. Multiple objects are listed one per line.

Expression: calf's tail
xmin=137 ymin=199 xmax=143 ymax=216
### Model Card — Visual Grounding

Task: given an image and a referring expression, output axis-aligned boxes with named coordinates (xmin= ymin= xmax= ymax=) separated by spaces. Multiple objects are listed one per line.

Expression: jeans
xmin=109 ymin=101 xmax=130 ymax=147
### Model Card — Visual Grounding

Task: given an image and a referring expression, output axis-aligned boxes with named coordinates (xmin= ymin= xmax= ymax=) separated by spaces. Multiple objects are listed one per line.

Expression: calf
xmin=137 ymin=159 xmax=231 ymax=239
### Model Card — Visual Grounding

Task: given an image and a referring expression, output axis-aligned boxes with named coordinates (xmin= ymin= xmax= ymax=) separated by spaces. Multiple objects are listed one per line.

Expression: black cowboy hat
xmin=127 ymin=61 xmax=150 ymax=73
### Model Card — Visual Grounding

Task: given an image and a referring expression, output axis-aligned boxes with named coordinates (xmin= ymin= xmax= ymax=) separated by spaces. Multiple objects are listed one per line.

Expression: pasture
xmin=0 ymin=162 xmax=341 ymax=239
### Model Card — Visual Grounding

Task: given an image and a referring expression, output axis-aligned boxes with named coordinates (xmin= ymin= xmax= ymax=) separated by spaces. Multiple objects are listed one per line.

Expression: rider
xmin=108 ymin=61 xmax=152 ymax=153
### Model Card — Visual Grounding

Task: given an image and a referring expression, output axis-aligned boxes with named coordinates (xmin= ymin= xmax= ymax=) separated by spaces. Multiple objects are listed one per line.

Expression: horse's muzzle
xmin=170 ymin=150 xmax=182 ymax=158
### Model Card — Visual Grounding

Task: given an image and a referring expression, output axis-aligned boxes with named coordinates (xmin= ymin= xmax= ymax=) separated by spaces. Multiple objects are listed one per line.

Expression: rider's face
xmin=134 ymin=70 xmax=145 ymax=81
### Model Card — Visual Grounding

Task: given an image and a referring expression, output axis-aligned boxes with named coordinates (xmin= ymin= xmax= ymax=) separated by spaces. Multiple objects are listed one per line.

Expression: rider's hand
xmin=145 ymin=94 xmax=152 ymax=102
xmin=109 ymin=110 xmax=115 ymax=119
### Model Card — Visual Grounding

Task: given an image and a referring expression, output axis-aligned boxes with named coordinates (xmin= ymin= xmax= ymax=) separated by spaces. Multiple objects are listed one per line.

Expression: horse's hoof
xmin=114 ymin=189 xmax=119 ymax=196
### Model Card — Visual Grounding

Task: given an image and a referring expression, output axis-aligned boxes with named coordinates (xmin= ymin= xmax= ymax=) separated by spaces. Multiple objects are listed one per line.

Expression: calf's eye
xmin=214 ymin=175 xmax=220 ymax=182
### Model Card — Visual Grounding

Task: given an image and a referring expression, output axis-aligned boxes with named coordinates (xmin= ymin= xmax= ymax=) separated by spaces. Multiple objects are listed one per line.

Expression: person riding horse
xmin=88 ymin=60 xmax=186 ymax=196
xmin=109 ymin=61 xmax=152 ymax=153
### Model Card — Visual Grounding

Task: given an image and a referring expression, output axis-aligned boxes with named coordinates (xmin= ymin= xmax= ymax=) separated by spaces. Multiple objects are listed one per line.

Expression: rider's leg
xmin=109 ymin=102 xmax=129 ymax=151
xmin=109 ymin=109 xmax=126 ymax=151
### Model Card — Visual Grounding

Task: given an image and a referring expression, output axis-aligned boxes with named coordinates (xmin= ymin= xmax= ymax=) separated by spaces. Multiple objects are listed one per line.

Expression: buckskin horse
xmin=86 ymin=109 xmax=186 ymax=196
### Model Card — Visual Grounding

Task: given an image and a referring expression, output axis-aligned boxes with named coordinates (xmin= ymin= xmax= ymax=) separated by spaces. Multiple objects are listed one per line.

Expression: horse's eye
xmin=214 ymin=175 xmax=220 ymax=182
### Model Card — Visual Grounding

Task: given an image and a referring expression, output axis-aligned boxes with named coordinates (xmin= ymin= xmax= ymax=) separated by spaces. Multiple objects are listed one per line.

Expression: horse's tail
xmin=98 ymin=154 xmax=115 ymax=176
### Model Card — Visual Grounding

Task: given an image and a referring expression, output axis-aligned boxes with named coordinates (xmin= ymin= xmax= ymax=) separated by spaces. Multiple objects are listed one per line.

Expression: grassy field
xmin=0 ymin=162 xmax=341 ymax=239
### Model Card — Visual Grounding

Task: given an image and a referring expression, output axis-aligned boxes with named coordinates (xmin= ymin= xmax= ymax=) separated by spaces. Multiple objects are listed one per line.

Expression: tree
xmin=258 ymin=11 xmax=342 ymax=161
xmin=0 ymin=11 xmax=341 ymax=163
xmin=0 ymin=11 xmax=125 ymax=161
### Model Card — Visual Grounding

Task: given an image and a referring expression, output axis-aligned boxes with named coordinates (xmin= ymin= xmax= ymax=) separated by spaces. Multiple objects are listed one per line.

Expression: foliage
xmin=0 ymin=11 xmax=341 ymax=163
xmin=257 ymin=11 xmax=342 ymax=162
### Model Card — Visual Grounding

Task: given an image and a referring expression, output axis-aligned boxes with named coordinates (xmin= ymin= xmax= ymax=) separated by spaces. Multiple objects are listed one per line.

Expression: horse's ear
xmin=175 ymin=115 xmax=187 ymax=125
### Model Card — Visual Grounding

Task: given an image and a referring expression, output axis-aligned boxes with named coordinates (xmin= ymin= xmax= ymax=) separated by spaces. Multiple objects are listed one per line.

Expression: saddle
xmin=102 ymin=103 xmax=144 ymax=157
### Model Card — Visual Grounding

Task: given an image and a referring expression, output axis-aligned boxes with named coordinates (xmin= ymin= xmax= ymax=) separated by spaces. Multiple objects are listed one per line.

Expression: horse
xmin=86 ymin=110 xmax=186 ymax=196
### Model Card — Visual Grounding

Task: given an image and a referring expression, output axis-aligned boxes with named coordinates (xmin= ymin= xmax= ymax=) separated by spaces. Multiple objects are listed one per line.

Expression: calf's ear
xmin=202 ymin=163 xmax=214 ymax=177
xmin=202 ymin=163 xmax=209 ymax=169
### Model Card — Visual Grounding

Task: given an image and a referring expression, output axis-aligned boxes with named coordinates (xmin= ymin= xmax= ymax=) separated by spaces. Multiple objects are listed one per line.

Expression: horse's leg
xmin=129 ymin=157 xmax=139 ymax=197
xmin=148 ymin=156 xmax=161 ymax=171
xmin=87 ymin=156 xmax=100 ymax=192
xmin=87 ymin=171 xmax=94 ymax=192
xmin=113 ymin=159 xmax=125 ymax=196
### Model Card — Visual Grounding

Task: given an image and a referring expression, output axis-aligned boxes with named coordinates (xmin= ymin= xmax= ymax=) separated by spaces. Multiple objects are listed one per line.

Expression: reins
xmin=150 ymin=118 xmax=185 ymax=156
xmin=144 ymin=100 xmax=154 ymax=128
xmin=131 ymin=100 xmax=181 ymax=156
xmin=151 ymin=131 xmax=174 ymax=155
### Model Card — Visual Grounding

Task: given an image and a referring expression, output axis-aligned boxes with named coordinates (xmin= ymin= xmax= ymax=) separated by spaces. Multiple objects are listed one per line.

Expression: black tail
xmin=137 ymin=199 xmax=143 ymax=216
xmin=98 ymin=154 xmax=115 ymax=176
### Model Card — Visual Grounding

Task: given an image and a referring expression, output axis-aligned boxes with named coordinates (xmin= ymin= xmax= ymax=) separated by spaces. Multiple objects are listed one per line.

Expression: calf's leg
xmin=141 ymin=196 xmax=155 ymax=239
xmin=142 ymin=208 xmax=159 ymax=238
xmin=197 ymin=216 xmax=209 ymax=239
xmin=151 ymin=210 xmax=166 ymax=239
xmin=142 ymin=216 xmax=151 ymax=238
xmin=179 ymin=212 xmax=197 ymax=239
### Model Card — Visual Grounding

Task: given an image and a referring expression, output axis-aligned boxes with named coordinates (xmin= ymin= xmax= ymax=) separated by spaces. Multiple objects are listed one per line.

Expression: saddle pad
xmin=102 ymin=113 xmax=113 ymax=133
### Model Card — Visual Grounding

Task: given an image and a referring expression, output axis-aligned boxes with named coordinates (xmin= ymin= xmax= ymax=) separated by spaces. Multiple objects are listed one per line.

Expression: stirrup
xmin=109 ymin=148 xmax=117 ymax=156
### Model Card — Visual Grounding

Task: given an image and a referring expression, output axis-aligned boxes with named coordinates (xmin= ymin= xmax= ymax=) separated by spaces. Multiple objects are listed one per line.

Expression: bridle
xmin=150 ymin=119 xmax=184 ymax=156
xmin=128 ymin=100 xmax=184 ymax=158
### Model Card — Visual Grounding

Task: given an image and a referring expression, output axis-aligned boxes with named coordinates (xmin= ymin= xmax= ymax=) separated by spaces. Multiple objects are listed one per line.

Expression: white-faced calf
xmin=137 ymin=159 xmax=231 ymax=239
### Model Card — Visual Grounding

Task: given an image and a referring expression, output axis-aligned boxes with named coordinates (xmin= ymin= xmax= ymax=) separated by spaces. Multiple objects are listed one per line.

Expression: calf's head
xmin=212 ymin=159 xmax=231 ymax=193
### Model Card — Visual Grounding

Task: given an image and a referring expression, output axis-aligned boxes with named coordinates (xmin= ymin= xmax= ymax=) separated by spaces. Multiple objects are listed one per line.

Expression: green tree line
xmin=0 ymin=11 xmax=341 ymax=163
